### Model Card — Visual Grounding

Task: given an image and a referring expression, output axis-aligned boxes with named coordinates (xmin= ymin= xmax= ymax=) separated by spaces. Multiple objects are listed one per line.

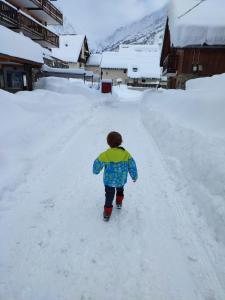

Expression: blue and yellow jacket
xmin=93 ymin=147 xmax=138 ymax=187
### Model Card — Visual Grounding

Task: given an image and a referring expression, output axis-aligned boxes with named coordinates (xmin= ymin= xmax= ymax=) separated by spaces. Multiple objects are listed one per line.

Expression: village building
xmin=160 ymin=0 xmax=225 ymax=89
xmin=100 ymin=44 xmax=161 ymax=87
xmin=0 ymin=24 xmax=43 ymax=91
xmin=121 ymin=45 xmax=161 ymax=88
xmin=0 ymin=0 xmax=63 ymax=91
xmin=85 ymin=53 xmax=102 ymax=76
xmin=100 ymin=51 xmax=128 ymax=85
xmin=51 ymin=34 xmax=90 ymax=69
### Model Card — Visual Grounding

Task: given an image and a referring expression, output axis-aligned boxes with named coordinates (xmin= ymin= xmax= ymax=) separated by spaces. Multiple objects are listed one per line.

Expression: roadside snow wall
xmin=141 ymin=74 xmax=225 ymax=244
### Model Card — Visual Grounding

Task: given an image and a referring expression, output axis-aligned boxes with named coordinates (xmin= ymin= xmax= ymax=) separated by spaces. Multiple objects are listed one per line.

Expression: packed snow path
xmin=0 ymin=91 xmax=225 ymax=300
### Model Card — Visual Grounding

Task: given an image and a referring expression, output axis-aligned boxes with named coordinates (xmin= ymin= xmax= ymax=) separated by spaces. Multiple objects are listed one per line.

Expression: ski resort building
xmin=0 ymin=0 xmax=63 ymax=92
xmin=51 ymin=34 xmax=90 ymax=69
xmin=100 ymin=44 xmax=161 ymax=87
xmin=160 ymin=0 xmax=225 ymax=89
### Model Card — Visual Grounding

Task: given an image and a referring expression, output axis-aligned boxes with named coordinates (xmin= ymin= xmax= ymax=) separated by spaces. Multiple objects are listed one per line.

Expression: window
xmin=142 ymin=78 xmax=146 ymax=83
xmin=132 ymin=67 xmax=138 ymax=72
xmin=192 ymin=64 xmax=203 ymax=73
xmin=124 ymin=69 xmax=127 ymax=74
xmin=23 ymin=74 xmax=27 ymax=87
xmin=0 ymin=70 xmax=4 ymax=89
xmin=192 ymin=65 xmax=198 ymax=73
xmin=6 ymin=71 xmax=24 ymax=89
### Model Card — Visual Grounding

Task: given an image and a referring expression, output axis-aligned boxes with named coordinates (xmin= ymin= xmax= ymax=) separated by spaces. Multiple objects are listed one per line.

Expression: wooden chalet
xmin=160 ymin=1 xmax=225 ymax=89
xmin=0 ymin=0 xmax=63 ymax=92
xmin=51 ymin=34 xmax=90 ymax=69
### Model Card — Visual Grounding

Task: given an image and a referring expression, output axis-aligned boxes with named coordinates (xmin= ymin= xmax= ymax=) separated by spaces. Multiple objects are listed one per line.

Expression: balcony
xmin=0 ymin=0 xmax=59 ymax=47
xmin=162 ymin=54 xmax=177 ymax=77
xmin=0 ymin=0 xmax=19 ymax=28
xmin=7 ymin=0 xmax=63 ymax=25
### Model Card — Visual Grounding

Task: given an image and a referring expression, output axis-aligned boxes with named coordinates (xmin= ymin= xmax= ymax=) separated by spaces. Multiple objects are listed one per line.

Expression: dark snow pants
xmin=105 ymin=186 xmax=124 ymax=208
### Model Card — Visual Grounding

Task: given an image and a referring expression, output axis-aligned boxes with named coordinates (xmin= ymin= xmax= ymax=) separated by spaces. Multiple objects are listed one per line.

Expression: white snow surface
xmin=0 ymin=75 xmax=225 ymax=300
xmin=51 ymin=34 xmax=85 ymax=63
xmin=169 ymin=0 xmax=225 ymax=46
xmin=0 ymin=25 xmax=43 ymax=64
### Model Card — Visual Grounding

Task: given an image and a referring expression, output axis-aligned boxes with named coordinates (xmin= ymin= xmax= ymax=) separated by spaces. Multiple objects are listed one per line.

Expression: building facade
xmin=100 ymin=45 xmax=161 ymax=87
xmin=161 ymin=1 xmax=225 ymax=89
xmin=0 ymin=0 xmax=63 ymax=92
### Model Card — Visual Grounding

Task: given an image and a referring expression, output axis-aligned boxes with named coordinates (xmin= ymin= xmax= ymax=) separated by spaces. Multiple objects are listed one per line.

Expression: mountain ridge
xmin=97 ymin=7 xmax=167 ymax=52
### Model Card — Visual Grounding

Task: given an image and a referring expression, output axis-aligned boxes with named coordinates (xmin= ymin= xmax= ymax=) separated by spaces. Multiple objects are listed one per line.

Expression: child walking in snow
xmin=93 ymin=131 xmax=138 ymax=221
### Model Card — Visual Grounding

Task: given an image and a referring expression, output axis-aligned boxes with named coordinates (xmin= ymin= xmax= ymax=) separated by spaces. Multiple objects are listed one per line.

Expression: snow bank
xmin=142 ymin=74 xmax=225 ymax=244
xmin=186 ymin=73 xmax=225 ymax=91
xmin=0 ymin=78 xmax=101 ymax=201
xmin=113 ymin=84 xmax=145 ymax=102
xmin=35 ymin=77 xmax=99 ymax=96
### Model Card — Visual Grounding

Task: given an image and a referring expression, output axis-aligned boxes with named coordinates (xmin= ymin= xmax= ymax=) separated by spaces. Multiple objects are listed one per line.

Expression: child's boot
xmin=116 ymin=195 xmax=124 ymax=209
xmin=103 ymin=206 xmax=113 ymax=221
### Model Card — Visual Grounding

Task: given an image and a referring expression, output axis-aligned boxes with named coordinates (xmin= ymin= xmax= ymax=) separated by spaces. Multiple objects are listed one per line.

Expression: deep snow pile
xmin=142 ymin=74 xmax=225 ymax=244
xmin=0 ymin=78 xmax=102 ymax=202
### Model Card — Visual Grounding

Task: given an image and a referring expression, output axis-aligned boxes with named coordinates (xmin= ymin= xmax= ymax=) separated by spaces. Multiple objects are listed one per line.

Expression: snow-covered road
xmin=0 ymin=81 xmax=225 ymax=300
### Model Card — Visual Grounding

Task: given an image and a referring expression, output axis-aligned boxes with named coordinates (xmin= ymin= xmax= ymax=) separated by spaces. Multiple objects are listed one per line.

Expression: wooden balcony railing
xmin=29 ymin=0 xmax=63 ymax=25
xmin=0 ymin=1 xmax=18 ymax=27
xmin=42 ymin=0 xmax=63 ymax=25
xmin=44 ymin=28 xmax=59 ymax=47
xmin=0 ymin=1 xmax=59 ymax=47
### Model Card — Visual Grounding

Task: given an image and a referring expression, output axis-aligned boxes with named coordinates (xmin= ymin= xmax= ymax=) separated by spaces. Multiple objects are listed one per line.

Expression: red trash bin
xmin=101 ymin=79 xmax=113 ymax=93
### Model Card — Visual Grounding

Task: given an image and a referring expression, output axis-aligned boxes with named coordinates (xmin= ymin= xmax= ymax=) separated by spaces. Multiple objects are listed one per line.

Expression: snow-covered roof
xmin=86 ymin=54 xmax=102 ymax=66
xmin=101 ymin=44 xmax=161 ymax=78
xmin=101 ymin=52 xmax=128 ymax=69
xmin=0 ymin=25 xmax=43 ymax=64
xmin=169 ymin=0 xmax=225 ymax=47
xmin=51 ymin=34 xmax=85 ymax=63
xmin=119 ymin=44 xmax=159 ymax=53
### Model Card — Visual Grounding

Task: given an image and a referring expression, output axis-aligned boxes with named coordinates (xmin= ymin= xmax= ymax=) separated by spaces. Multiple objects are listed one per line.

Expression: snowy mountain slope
xmin=98 ymin=7 xmax=167 ymax=52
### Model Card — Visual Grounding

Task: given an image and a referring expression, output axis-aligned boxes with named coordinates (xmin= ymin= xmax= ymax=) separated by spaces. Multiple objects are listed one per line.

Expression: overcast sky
xmin=57 ymin=0 xmax=168 ymax=46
